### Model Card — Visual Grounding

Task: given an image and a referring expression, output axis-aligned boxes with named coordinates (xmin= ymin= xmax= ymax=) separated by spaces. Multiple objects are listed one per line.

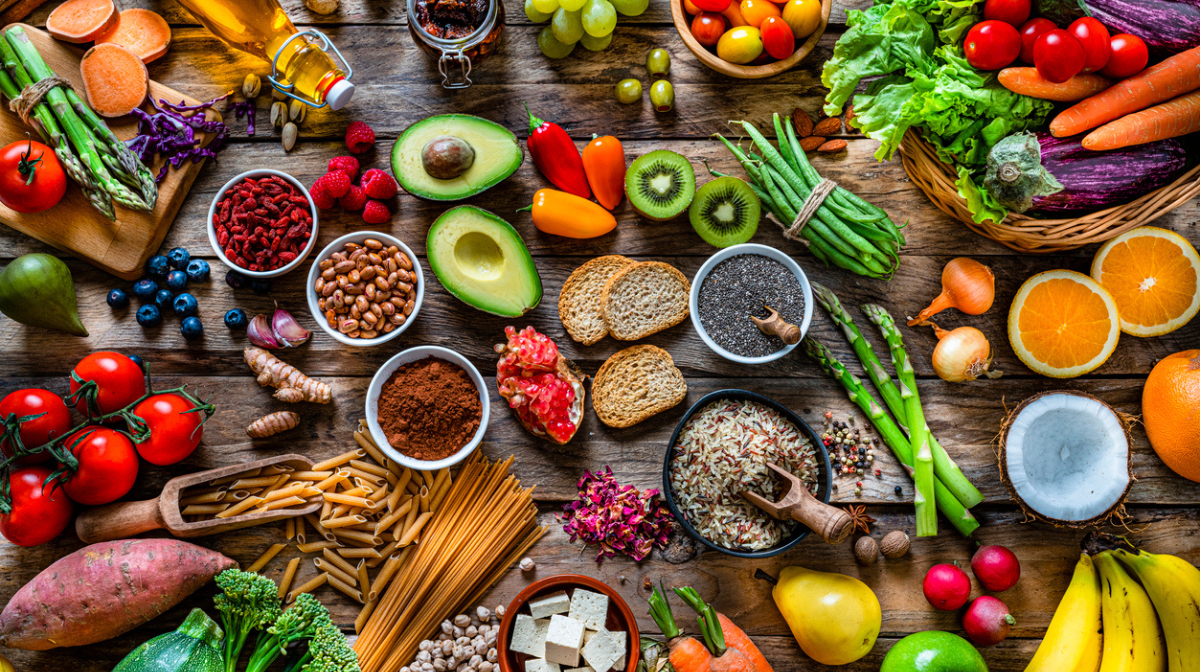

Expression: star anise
xmin=845 ymin=505 xmax=875 ymax=535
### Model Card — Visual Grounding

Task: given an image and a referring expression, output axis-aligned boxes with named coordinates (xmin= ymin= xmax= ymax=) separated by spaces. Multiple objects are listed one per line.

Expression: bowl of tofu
xmin=498 ymin=574 xmax=639 ymax=672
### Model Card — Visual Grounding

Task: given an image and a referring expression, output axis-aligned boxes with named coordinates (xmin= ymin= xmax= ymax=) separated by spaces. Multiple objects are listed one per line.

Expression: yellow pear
xmin=770 ymin=565 xmax=881 ymax=666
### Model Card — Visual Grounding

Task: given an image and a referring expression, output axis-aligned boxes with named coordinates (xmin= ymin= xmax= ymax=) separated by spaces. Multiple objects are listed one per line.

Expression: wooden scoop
xmin=75 ymin=454 xmax=321 ymax=545
xmin=751 ymin=307 xmax=802 ymax=345
xmin=741 ymin=462 xmax=853 ymax=545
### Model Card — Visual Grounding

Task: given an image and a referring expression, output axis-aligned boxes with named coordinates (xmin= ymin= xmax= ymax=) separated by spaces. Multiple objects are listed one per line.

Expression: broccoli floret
xmin=285 ymin=622 xmax=361 ymax=672
xmin=245 ymin=593 xmax=333 ymax=672
xmin=213 ymin=569 xmax=284 ymax=672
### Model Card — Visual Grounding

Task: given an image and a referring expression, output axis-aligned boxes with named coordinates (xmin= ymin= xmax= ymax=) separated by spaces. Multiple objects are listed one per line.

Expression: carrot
xmin=1082 ymin=89 xmax=1200 ymax=151
xmin=1051 ymin=44 xmax=1200 ymax=137
xmin=998 ymin=68 xmax=1112 ymax=102
xmin=716 ymin=613 xmax=774 ymax=672
xmin=668 ymin=634 xmax=714 ymax=672
xmin=45 ymin=0 xmax=118 ymax=43
xmin=95 ymin=9 xmax=172 ymax=64
xmin=80 ymin=42 xmax=148 ymax=117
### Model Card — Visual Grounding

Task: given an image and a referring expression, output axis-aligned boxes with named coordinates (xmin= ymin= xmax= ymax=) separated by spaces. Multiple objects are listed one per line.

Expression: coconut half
xmin=999 ymin=390 xmax=1133 ymax=528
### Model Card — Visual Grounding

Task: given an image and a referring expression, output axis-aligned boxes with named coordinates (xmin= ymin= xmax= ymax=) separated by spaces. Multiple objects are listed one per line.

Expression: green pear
xmin=0 ymin=253 xmax=88 ymax=336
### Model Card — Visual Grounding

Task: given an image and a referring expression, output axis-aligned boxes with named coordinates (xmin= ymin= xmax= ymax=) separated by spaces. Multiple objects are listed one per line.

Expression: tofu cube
xmin=544 ymin=615 xmax=586 ymax=666
xmin=568 ymin=589 xmax=610 ymax=631
xmin=526 ymin=660 xmax=561 ymax=672
xmin=565 ymin=667 xmax=596 ymax=672
xmin=610 ymin=632 xmax=628 ymax=671
xmin=581 ymin=628 xmax=626 ymax=672
xmin=511 ymin=615 xmax=550 ymax=658
xmin=530 ymin=591 xmax=573 ymax=619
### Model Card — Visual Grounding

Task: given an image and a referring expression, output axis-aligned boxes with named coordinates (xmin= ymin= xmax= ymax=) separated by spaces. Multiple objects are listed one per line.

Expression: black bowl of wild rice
xmin=662 ymin=389 xmax=832 ymax=558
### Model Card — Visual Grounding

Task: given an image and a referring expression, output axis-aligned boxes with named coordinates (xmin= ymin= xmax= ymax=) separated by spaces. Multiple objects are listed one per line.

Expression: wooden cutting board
xmin=0 ymin=24 xmax=219 ymax=280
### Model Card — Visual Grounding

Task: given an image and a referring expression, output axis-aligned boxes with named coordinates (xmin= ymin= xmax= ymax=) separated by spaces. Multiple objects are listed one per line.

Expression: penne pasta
xmin=327 ymin=573 xmax=364 ymax=603
xmin=287 ymin=572 xmax=328 ymax=603
xmin=246 ymin=543 xmax=286 ymax=572
xmin=278 ymin=557 xmax=300 ymax=599
xmin=215 ymin=496 xmax=264 ymax=518
xmin=311 ymin=449 xmax=367 ymax=472
xmin=182 ymin=503 xmax=229 ymax=515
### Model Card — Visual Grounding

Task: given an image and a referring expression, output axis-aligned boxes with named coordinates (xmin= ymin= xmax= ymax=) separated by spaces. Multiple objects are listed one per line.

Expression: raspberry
xmin=313 ymin=170 xmax=350 ymax=198
xmin=361 ymin=169 xmax=399 ymax=200
xmin=338 ymin=185 xmax=367 ymax=211
xmin=327 ymin=156 xmax=359 ymax=180
xmin=362 ymin=199 xmax=391 ymax=225
xmin=345 ymin=121 xmax=375 ymax=154
xmin=309 ymin=184 xmax=336 ymax=210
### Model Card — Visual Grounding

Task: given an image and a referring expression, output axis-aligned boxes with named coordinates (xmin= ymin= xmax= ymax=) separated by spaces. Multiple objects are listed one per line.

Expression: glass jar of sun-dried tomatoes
xmin=407 ymin=0 xmax=505 ymax=89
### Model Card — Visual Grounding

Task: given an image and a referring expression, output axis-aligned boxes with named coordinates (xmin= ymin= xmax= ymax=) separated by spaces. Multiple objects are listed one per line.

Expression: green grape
xmin=552 ymin=8 xmax=584 ymax=45
xmin=614 ymin=78 xmax=642 ymax=103
xmin=531 ymin=0 xmax=560 ymax=16
xmin=609 ymin=0 xmax=648 ymax=16
xmin=646 ymin=48 xmax=671 ymax=78
xmin=581 ymin=0 xmax=617 ymax=37
xmin=558 ymin=0 xmax=586 ymax=12
xmin=525 ymin=0 xmax=553 ymax=22
xmin=538 ymin=26 xmax=576 ymax=59
xmin=580 ymin=31 xmax=613 ymax=51
xmin=649 ymin=79 xmax=674 ymax=112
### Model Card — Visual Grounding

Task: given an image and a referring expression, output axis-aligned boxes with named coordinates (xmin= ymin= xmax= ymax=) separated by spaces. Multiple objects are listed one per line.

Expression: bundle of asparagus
xmin=0 ymin=26 xmax=157 ymax=219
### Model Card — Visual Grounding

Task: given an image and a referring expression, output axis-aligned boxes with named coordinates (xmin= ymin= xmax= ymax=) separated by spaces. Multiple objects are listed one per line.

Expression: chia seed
xmin=698 ymin=254 xmax=806 ymax=358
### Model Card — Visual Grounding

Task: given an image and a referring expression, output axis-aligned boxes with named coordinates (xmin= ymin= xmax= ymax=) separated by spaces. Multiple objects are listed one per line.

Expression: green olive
xmin=646 ymin=48 xmax=671 ymax=78
xmin=614 ymin=78 xmax=642 ymax=104
xmin=649 ymin=79 xmax=674 ymax=112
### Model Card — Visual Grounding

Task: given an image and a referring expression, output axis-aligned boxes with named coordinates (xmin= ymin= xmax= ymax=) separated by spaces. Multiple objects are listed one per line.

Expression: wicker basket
xmin=898 ymin=130 xmax=1200 ymax=253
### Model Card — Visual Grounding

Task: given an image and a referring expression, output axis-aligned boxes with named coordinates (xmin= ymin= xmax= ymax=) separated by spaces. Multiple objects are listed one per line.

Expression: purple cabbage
xmin=561 ymin=467 xmax=673 ymax=562
xmin=125 ymin=91 xmax=244 ymax=183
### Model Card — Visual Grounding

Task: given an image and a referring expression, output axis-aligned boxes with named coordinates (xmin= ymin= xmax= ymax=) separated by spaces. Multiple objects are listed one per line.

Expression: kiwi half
xmin=689 ymin=177 xmax=760 ymax=248
xmin=625 ymin=150 xmax=696 ymax=221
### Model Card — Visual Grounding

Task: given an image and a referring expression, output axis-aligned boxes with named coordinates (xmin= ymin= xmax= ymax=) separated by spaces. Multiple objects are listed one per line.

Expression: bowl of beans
xmin=306 ymin=231 xmax=424 ymax=347
xmin=207 ymin=169 xmax=318 ymax=277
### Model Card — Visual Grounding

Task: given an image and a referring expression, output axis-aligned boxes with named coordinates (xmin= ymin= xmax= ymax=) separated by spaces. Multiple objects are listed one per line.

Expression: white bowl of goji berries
xmin=207 ymin=169 xmax=319 ymax=278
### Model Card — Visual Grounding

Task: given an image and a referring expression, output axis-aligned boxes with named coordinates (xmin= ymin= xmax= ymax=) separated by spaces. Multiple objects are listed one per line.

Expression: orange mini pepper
xmin=582 ymin=136 xmax=626 ymax=211
xmin=521 ymin=188 xmax=617 ymax=239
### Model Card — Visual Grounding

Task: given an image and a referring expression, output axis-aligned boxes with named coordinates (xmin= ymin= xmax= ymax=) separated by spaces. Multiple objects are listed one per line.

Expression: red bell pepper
xmin=525 ymin=104 xmax=591 ymax=199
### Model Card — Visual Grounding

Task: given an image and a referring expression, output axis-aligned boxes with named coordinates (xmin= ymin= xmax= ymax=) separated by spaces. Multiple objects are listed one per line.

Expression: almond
xmin=799 ymin=136 xmax=826 ymax=152
xmin=817 ymin=139 xmax=848 ymax=154
xmin=792 ymin=108 xmax=814 ymax=138
xmin=813 ymin=117 xmax=843 ymax=136
xmin=845 ymin=104 xmax=855 ymax=125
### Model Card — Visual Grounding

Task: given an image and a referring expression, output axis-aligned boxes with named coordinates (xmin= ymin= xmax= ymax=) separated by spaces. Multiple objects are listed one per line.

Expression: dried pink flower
xmin=561 ymin=467 xmax=673 ymax=562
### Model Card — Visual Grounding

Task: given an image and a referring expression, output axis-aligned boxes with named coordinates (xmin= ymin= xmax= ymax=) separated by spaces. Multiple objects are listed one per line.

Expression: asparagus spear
xmin=804 ymin=339 xmax=980 ymax=538
xmin=64 ymin=89 xmax=157 ymax=207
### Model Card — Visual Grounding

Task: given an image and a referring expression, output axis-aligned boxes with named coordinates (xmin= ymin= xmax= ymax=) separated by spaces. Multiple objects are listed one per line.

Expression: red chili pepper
xmin=525 ymin=103 xmax=591 ymax=199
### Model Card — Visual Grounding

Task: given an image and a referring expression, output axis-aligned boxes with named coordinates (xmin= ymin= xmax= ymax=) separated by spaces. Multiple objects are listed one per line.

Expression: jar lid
xmin=326 ymin=78 xmax=355 ymax=110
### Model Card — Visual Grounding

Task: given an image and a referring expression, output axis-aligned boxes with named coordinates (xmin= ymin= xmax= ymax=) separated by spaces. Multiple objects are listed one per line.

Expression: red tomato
xmin=964 ymin=20 xmax=1021 ymax=71
xmin=1018 ymin=18 xmax=1056 ymax=64
xmin=1101 ymin=33 xmax=1148 ymax=79
xmin=760 ymin=16 xmax=795 ymax=59
xmin=70 ymin=352 xmax=146 ymax=417
xmin=983 ymin=0 xmax=1029 ymax=26
xmin=60 ymin=427 xmax=138 ymax=506
xmin=1034 ymin=29 xmax=1086 ymax=83
xmin=0 ymin=139 xmax=66 ymax=214
xmin=691 ymin=0 xmax=731 ymax=12
xmin=132 ymin=393 xmax=204 ymax=466
xmin=691 ymin=12 xmax=727 ymax=47
xmin=1068 ymin=17 xmax=1111 ymax=73
xmin=0 ymin=466 xmax=72 ymax=546
xmin=0 ymin=389 xmax=72 ymax=466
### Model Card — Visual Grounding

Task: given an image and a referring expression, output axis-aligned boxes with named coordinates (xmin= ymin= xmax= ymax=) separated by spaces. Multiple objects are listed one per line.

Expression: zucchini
xmin=113 ymin=608 xmax=225 ymax=672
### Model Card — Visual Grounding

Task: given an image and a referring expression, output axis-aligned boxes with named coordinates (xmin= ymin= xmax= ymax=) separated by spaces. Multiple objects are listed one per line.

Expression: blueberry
xmin=173 ymin=292 xmax=199 ymax=317
xmin=132 ymin=279 xmax=159 ymax=302
xmin=128 ymin=354 xmax=147 ymax=372
xmin=136 ymin=304 xmax=162 ymax=327
xmin=166 ymin=270 xmax=188 ymax=291
xmin=224 ymin=308 xmax=248 ymax=330
xmin=250 ymin=278 xmax=272 ymax=295
xmin=106 ymin=288 xmax=129 ymax=308
xmin=186 ymin=259 xmax=211 ymax=283
xmin=167 ymin=247 xmax=190 ymax=270
xmin=180 ymin=316 xmax=204 ymax=340
xmin=225 ymin=269 xmax=247 ymax=290
xmin=153 ymin=289 xmax=175 ymax=311
xmin=146 ymin=255 xmax=170 ymax=278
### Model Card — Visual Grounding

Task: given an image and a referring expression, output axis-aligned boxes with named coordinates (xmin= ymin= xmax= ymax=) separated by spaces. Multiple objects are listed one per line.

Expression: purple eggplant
xmin=1035 ymin=0 xmax=1200 ymax=56
xmin=1030 ymin=133 xmax=1190 ymax=214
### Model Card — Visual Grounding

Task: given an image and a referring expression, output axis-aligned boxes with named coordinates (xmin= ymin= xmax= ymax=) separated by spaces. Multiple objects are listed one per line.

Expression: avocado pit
xmin=422 ymin=135 xmax=476 ymax=180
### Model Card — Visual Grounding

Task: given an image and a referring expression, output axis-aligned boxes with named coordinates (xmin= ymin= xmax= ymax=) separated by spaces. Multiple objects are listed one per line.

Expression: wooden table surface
xmin=1 ymin=0 xmax=1198 ymax=670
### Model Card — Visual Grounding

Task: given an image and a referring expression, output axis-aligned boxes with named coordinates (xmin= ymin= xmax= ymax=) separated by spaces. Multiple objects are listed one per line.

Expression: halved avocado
xmin=427 ymin=206 xmax=542 ymax=317
xmin=392 ymin=114 xmax=523 ymax=201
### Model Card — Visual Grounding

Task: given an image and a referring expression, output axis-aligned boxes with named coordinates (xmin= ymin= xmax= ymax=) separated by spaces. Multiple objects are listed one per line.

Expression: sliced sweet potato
xmin=46 ymin=0 xmax=118 ymax=44
xmin=94 ymin=9 xmax=171 ymax=64
xmin=80 ymin=42 xmax=148 ymax=117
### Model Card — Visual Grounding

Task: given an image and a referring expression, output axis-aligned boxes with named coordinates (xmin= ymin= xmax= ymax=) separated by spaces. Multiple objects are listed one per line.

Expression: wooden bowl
xmin=671 ymin=0 xmax=832 ymax=79
xmin=497 ymin=574 xmax=640 ymax=672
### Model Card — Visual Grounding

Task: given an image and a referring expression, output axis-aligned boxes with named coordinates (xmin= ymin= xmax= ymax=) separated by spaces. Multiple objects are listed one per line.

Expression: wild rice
xmin=670 ymin=399 xmax=818 ymax=551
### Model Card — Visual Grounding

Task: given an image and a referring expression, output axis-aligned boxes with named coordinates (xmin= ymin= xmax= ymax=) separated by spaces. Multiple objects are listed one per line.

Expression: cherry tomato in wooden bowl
xmin=691 ymin=0 xmax=731 ymax=12
xmin=132 ymin=393 xmax=205 ymax=466
xmin=0 ymin=139 xmax=66 ymax=214
xmin=739 ymin=0 xmax=780 ymax=27
xmin=1034 ymin=29 xmax=1086 ymax=83
xmin=1069 ymin=17 xmax=1111 ymax=73
xmin=0 ymin=465 xmax=73 ymax=547
xmin=60 ymin=426 xmax=139 ymax=506
xmin=1101 ymin=34 xmax=1148 ymax=79
xmin=983 ymin=0 xmax=1029 ymax=26
xmin=964 ymin=20 xmax=1021 ymax=71
xmin=761 ymin=16 xmax=795 ymax=60
xmin=691 ymin=11 xmax=726 ymax=47
xmin=781 ymin=0 xmax=821 ymax=38
xmin=683 ymin=0 xmax=702 ymax=13
xmin=70 ymin=351 xmax=146 ymax=417
xmin=717 ymin=25 xmax=764 ymax=63
xmin=0 ymin=388 xmax=72 ymax=466
xmin=1018 ymin=17 xmax=1055 ymax=65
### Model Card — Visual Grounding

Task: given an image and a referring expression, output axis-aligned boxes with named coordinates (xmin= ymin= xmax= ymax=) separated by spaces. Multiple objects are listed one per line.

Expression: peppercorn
xmin=894 ymin=485 xmax=902 ymax=496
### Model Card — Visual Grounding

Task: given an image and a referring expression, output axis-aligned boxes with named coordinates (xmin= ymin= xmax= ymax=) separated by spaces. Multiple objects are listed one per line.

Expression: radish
xmin=972 ymin=544 xmax=1021 ymax=592
xmin=963 ymin=596 xmax=1015 ymax=646
xmin=923 ymin=563 xmax=972 ymax=611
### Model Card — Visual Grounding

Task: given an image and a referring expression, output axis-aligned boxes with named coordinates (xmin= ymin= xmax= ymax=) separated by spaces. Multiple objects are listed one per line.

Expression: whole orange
xmin=1143 ymin=350 xmax=1200 ymax=482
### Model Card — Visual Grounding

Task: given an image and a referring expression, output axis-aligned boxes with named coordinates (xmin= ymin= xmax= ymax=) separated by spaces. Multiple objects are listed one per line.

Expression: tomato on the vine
xmin=60 ymin=426 xmax=138 ymax=506
xmin=964 ymin=20 xmax=1021 ymax=71
xmin=0 ymin=139 xmax=66 ymax=214
xmin=1018 ymin=18 xmax=1056 ymax=65
xmin=0 ymin=388 xmax=72 ymax=466
xmin=0 ymin=465 xmax=72 ymax=546
xmin=1034 ymin=29 xmax=1086 ymax=83
xmin=1068 ymin=17 xmax=1111 ymax=73
xmin=132 ymin=393 xmax=204 ymax=466
xmin=1101 ymin=33 xmax=1148 ymax=79
xmin=70 ymin=352 xmax=146 ymax=416
xmin=760 ymin=16 xmax=796 ymax=60
xmin=691 ymin=11 xmax=726 ymax=47
xmin=982 ymin=0 xmax=1029 ymax=27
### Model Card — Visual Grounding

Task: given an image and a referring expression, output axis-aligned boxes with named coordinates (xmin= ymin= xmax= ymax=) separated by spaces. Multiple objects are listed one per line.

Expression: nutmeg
xmin=880 ymin=530 xmax=911 ymax=558
xmin=854 ymin=536 xmax=878 ymax=566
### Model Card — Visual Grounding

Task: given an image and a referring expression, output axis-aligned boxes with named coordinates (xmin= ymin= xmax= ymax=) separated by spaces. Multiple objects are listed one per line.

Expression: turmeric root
xmin=244 ymin=347 xmax=332 ymax=404
xmin=246 ymin=411 xmax=300 ymax=438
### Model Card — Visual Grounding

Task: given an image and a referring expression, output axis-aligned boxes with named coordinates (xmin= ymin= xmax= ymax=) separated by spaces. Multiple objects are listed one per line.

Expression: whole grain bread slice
xmin=558 ymin=255 xmax=635 ymax=346
xmin=592 ymin=345 xmax=687 ymax=428
xmin=600 ymin=261 xmax=690 ymax=341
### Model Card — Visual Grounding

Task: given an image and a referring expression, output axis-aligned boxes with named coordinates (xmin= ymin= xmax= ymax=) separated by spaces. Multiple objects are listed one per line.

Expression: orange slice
xmin=1008 ymin=270 xmax=1120 ymax=379
xmin=1090 ymin=226 xmax=1200 ymax=337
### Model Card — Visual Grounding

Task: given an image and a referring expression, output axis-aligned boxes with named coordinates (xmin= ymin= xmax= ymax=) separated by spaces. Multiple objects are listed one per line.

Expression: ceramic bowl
xmin=305 ymin=231 xmax=424 ymax=348
xmin=671 ymin=0 xmax=831 ymax=79
xmin=689 ymin=243 xmax=814 ymax=365
xmin=365 ymin=345 xmax=490 ymax=471
xmin=207 ymin=169 xmax=318 ymax=278
xmin=497 ymin=574 xmax=640 ymax=672
xmin=662 ymin=389 xmax=832 ymax=558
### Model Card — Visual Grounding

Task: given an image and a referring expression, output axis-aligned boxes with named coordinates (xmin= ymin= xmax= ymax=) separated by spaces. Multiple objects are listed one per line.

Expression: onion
xmin=908 ymin=258 xmax=995 ymax=326
xmin=928 ymin=323 xmax=1002 ymax=383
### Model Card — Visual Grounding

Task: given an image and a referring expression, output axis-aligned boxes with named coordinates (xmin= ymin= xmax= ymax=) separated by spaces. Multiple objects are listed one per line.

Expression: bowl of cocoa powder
xmin=365 ymin=345 xmax=490 ymax=470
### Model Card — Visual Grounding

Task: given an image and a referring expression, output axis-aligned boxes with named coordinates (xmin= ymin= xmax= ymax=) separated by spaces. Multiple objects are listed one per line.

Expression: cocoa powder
xmin=376 ymin=357 xmax=482 ymax=460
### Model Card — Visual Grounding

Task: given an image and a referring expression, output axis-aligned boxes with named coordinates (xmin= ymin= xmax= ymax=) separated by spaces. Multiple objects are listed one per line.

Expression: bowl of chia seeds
xmin=690 ymin=244 xmax=813 ymax=364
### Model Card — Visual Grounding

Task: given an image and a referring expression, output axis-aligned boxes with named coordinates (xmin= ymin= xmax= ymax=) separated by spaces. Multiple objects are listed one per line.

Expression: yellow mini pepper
xmin=520 ymin=188 xmax=617 ymax=239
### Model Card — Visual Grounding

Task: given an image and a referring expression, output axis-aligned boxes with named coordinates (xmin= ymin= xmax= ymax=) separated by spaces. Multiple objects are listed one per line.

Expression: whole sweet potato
xmin=0 ymin=539 xmax=236 ymax=650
